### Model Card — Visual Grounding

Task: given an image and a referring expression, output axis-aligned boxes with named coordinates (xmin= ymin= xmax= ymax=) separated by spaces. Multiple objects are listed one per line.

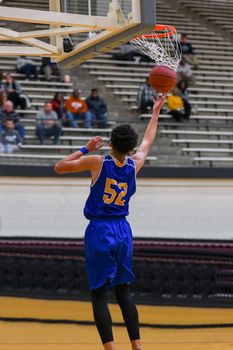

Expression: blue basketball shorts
xmin=84 ymin=217 xmax=135 ymax=290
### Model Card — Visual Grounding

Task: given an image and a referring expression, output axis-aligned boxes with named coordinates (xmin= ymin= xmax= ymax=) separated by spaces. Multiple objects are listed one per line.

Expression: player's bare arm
xmin=131 ymin=93 xmax=167 ymax=173
xmin=54 ymin=136 xmax=104 ymax=181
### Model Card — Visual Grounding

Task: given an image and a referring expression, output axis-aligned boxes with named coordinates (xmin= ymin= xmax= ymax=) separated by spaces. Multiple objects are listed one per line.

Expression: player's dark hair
xmin=91 ymin=88 xmax=98 ymax=93
xmin=110 ymin=124 xmax=138 ymax=154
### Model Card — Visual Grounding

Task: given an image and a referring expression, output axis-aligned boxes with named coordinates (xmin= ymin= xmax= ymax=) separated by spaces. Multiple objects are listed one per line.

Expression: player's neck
xmin=110 ymin=150 xmax=126 ymax=165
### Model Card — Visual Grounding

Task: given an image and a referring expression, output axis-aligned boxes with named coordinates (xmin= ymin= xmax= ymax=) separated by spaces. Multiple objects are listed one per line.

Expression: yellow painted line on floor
xmin=0 ymin=296 xmax=233 ymax=325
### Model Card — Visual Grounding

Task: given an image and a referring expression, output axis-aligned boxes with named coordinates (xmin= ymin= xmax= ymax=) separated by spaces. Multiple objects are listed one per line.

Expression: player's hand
xmin=86 ymin=136 xmax=104 ymax=152
xmin=152 ymin=93 xmax=167 ymax=117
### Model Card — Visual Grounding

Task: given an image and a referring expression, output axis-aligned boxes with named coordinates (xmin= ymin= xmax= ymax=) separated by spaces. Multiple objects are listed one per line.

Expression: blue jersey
xmin=84 ymin=155 xmax=136 ymax=219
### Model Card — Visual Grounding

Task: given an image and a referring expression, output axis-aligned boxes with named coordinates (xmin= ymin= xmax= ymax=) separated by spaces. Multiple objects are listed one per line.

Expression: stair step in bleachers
xmin=193 ymin=157 xmax=233 ymax=167
xmin=179 ymin=0 xmax=233 ymax=35
xmin=115 ymin=86 xmax=233 ymax=94
xmin=124 ymin=98 xmax=233 ymax=107
xmin=161 ymin=130 xmax=233 ymax=138
xmin=183 ymin=147 xmax=233 ymax=156
xmin=172 ymin=139 xmax=233 ymax=147
xmin=23 ymin=135 xmax=110 ymax=143
xmin=0 ymin=153 xmax=157 ymax=166
xmin=140 ymin=114 xmax=233 ymax=122
xmin=115 ymin=91 xmax=233 ymax=101
xmin=85 ymin=64 xmax=233 ymax=77
xmin=98 ymin=76 xmax=233 ymax=90
xmin=24 ymin=126 xmax=112 ymax=135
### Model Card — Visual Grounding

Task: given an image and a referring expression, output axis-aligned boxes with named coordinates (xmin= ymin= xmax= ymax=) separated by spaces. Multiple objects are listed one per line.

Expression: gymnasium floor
xmin=1 ymin=322 xmax=233 ymax=350
xmin=0 ymin=297 xmax=233 ymax=350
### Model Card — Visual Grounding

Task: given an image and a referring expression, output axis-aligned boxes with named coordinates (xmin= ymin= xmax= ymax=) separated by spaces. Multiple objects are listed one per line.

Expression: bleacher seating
xmin=179 ymin=0 xmax=233 ymax=35
xmin=82 ymin=0 xmax=233 ymax=167
xmin=0 ymin=0 xmax=233 ymax=168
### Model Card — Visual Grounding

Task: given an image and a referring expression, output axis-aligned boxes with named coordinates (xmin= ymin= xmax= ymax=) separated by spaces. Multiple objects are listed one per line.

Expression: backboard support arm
xmin=0 ymin=0 xmax=156 ymax=68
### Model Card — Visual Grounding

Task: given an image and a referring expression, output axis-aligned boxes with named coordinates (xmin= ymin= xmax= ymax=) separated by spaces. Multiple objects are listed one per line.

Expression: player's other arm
xmin=54 ymin=136 xmax=103 ymax=175
xmin=131 ymin=94 xmax=167 ymax=173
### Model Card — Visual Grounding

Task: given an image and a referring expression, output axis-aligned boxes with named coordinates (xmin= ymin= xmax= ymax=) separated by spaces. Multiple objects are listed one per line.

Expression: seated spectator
xmin=65 ymin=89 xmax=93 ymax=128
xmin=51 ymin=92 xmax=77 ymax=128
xmin=180 ymin=34 xmax=199 ymax=69
xmin=3 ymin=74 xmax=27 ymax=109
xmin=15 ymin=56 xmax=38 ymax=80
xmin=86 ymin=89 xmax=108 ymax=128
xmin=36 ymin=102 xmax=62 ymax=144
xmin=167 ymin=88 xmax=190 ymax=122
xmin=0 ymin=119 xmax=22 ymax=154
xmin=41 ymin=57 xmax=60 ymax=81
xmin=177 ymin=80 xmax=192 ymax=119
xmin=0 ymin=72 xmax=6 ymax=108
xmin=0 ymin=100 xmax=25 ymax=140
xmin=177 ymin=58 xmax=196 ymax=86
xmin=112 ymin=43 xmax=151 ymax=63
xmin=137 ymin=78 xmax=157 ymax=114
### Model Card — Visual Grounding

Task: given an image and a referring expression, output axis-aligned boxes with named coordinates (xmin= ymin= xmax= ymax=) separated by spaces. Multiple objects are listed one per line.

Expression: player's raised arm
xmin=131 ymin=93 xmax=167 ymax=173
xmin=54 ymin=136 xmax=104 ymax=175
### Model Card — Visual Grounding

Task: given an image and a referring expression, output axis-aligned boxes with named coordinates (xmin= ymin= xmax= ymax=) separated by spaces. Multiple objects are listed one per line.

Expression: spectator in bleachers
xmin=167 ymin=88 xmax=190 ymax=122
xmin=0 ymin=119 xmax=22 ymax=154
xmin=180 ymin=34 xmax=199 ymax=69
xmin=112 ymin=43 xmax=151 ymax=63
xmin=86 ymin=89 xmax=108 ymax=128
xmin=65 ymin=89 xmax=93 ymax=128
xmin=177 ymin=58 xmax=196 ymax=86
xmin=3 ymin=74 xmax=27 ymax=109
xmin=0 ymin=72 xmax=6 ymax=108
xmin=36 ymin=102 xmax=62 ymax=144
xmin=41 ymin=57 xmax=60 ymax=81
xmin=51 ymin=92 xmax=77 ymax=128
xmin=177 ymin=80 xmax=192 ymax=119
xmin=0 ymin=100 xmax=25 ymax=140
xmin=137 ymin=77 xmax=157 ymax=114
xmin=15 ymin=56 xmax=38 ymax=80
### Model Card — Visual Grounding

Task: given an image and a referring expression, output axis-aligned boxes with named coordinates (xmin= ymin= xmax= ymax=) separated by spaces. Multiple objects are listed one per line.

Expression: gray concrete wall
xmin=0 ymin=177 xmax=233 ymax=240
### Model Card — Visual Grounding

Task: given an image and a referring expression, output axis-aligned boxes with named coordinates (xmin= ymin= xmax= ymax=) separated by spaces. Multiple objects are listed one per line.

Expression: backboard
xmin=0 ymin=0 xmax=156 ymax=68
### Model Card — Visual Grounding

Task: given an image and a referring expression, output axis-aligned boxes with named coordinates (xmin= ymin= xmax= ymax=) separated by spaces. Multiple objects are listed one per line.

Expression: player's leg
xmin=91 ymin=284 xmax=115 ymax=350
xmin=115 ymin=283 xmax=141 ymax=350
xmin=85 ymin=219 xmax=118 ymax=349
xmin=112 ymin=219 xmax=141 ymax=349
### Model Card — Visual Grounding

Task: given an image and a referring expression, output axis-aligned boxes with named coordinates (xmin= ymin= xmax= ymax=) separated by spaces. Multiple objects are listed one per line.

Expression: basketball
xmin=149 ymin=65 xmax=177 ymax=93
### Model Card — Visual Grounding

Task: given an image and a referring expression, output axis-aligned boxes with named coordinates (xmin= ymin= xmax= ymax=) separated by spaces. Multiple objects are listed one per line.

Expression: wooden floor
xmin=0 ymin=297 xmax=233 ymax=350
xmin=1 ymin=322 xmax=233 ymax=350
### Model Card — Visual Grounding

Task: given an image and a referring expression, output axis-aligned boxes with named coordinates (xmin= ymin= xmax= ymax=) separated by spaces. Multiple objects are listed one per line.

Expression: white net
xmin=131 ymin=28 xmax=182 ymax=72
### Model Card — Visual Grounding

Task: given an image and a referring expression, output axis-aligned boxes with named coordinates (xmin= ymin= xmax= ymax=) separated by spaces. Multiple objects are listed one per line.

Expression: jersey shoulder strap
xmin=126 ymin=157 xmax=136 ymax=168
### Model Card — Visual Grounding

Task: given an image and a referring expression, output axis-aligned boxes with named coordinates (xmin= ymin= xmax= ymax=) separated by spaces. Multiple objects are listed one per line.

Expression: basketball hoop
xmin=130 ymin=24 xmax=181 ymax=72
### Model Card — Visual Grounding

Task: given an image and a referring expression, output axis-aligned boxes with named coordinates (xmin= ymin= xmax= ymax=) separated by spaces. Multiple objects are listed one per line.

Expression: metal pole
xmin=63 ymin=0 xmax=67 ymax=12
xmin=59 ymin=0 xmax=67 ymax=12
xmin=88 ymin=0 xmax=91 ymax=16
xmin=88 ymin=0 xmax=92 ymax=38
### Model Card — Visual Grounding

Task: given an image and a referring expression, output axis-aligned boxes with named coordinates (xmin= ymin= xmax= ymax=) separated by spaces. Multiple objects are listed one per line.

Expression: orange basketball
xmin=149 ymin=65 xmax=177 ymax=93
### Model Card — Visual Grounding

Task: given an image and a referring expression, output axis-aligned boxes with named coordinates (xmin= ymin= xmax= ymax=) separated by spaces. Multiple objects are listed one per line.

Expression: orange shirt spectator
xmin=65 ymin=89 xmax=87 ymax=115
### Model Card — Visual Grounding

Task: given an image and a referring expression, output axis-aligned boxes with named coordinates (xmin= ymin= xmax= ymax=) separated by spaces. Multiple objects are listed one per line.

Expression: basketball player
xmin=55 ymin=93 xmax=166 ymax=350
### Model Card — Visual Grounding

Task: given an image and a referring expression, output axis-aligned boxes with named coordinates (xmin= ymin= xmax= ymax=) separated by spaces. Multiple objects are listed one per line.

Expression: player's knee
xmin=115 ymin=283 xmax=131 ymax=306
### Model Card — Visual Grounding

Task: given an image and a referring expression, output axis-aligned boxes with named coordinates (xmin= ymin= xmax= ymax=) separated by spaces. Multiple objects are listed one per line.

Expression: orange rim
xmin=133 ymin=24 xmax=177 ymax=39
